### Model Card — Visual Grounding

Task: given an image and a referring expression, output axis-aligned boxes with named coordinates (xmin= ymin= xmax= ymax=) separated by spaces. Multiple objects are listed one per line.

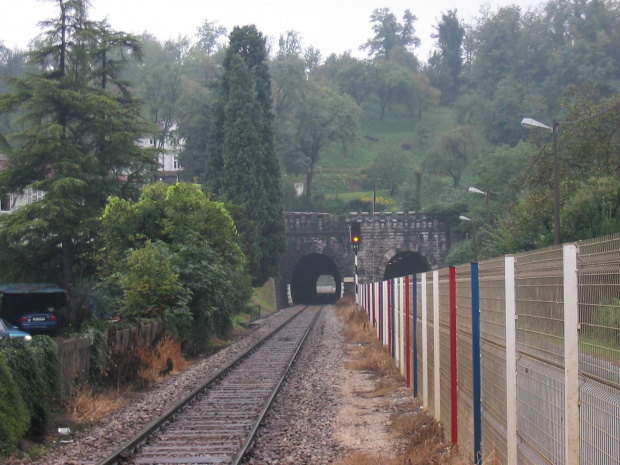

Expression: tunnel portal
xmin=290 ymin=253 xmax=341 ymax=305
xmin=383 ymin=251 xmax=431 ymax=280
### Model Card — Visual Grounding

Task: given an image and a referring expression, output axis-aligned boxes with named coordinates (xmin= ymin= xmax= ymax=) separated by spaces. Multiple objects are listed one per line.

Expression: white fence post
xmin=505 ymin=256 xmax=517 ymax=464
xmin=400 ymin=277 xmax=405 ymax=375
xmin=433 ymin=270 xmax=440 ymax=422
xmin=564 ymin=244 xmax=579 ymax=464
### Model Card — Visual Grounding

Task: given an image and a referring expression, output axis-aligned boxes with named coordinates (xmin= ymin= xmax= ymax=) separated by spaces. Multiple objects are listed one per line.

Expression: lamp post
xmin=460 ymin=215 xmax=477 ymax=262
xmin=468 ymin=186 xmax=491 ymax=225
xmin=521 ymin=117 xmax=560 ymax=245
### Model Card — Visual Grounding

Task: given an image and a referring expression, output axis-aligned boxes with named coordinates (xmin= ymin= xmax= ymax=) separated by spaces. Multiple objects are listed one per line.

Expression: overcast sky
xmin=2 ymin=0 xmax=542 ymax=61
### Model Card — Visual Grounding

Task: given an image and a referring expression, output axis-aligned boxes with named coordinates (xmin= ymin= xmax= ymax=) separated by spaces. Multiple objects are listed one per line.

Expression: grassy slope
xmin=305 ymin=96 xmax=457 ymax=206
xmin=250 ymin=278 xmax=277 ymax=315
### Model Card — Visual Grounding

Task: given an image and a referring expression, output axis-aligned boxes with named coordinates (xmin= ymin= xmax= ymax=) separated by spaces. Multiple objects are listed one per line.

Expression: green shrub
xmin=0 ymin=352 xmax=29 ymax=455
xmin=0 ymin=339 xmax=50 ymax=441
xmin=591 ymin=300 xmax=620 ymax=346
xmin=30 ymin=336 xmax=60 ymax=401
xmin=82 ymin=326 xmax=111 ymax=389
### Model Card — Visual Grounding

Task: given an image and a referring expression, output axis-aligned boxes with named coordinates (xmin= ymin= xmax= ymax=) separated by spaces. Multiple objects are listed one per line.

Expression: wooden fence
xmin=55 ymin=321 xmax=164 ymax=397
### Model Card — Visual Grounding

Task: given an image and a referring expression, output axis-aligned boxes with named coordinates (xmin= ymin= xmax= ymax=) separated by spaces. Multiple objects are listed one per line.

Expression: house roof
xmin=0 ymin=283 xmax=66 ymax=294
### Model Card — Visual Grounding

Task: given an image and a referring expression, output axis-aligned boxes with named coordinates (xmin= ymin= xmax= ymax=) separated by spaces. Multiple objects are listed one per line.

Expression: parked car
xmin=0 ymin=319 xmax=8 ymax=341
xmin=1 ymin=318 xmax=32 ymax=341
xmin=17 ymin=311 xmax=58 ymax=335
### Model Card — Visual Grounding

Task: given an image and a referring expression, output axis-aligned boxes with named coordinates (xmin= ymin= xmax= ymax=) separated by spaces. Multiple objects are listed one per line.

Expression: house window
xmin=27 ymin=188 xmax=44 ymax=204
xmin=1 ymin=195 xmax=11 ymax=212
xmin=173 ymin=155 xmax=180 ymax=170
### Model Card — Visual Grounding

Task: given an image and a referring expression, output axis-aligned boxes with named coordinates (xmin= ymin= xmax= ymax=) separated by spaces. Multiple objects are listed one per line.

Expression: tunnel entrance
xmin=290 ymin=253 xmax=341 ymax=305
xmin=383 ymin=251 xmax=431 ymax=280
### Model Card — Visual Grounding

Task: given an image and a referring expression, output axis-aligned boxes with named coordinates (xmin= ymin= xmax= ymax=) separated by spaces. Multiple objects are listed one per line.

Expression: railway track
xmin=97 ymin=306 xmax=321 ymax=465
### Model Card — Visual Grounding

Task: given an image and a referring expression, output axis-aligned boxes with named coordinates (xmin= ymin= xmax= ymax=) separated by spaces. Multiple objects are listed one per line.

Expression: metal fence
xmin=357 ymin=233 xmax=620 ymax=465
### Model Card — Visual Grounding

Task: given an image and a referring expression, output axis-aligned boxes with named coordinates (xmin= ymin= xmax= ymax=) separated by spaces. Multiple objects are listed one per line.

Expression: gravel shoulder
xmin=246 ymin=305 xmax=417 ymax=465
xmin=7 ymin=304 xmax=418 ymax=465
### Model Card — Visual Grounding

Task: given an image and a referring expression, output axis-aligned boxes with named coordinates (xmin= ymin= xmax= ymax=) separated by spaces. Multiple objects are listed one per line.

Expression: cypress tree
xmin=207 ymin=25 xmax=285 ymax=287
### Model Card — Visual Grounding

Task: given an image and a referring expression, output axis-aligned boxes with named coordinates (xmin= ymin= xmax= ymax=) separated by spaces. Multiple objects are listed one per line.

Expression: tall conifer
xmin=207 ymin=25 xmax=285 ymax=287
xmin=0 ymin=0 xmax=156 ymax=291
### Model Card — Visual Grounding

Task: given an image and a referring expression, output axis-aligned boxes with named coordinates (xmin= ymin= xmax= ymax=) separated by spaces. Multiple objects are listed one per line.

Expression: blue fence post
xmin=413 ymin=273 xmax=418 ymax=398
xmin=471 ymin=262 xmax=482 ymax=464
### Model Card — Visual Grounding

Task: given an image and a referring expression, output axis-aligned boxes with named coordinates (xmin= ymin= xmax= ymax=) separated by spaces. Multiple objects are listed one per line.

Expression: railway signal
xmin=350 ymin=222 xmax=361 ymax=249
xmin=350 ymin=222 xmax=361 ymax=308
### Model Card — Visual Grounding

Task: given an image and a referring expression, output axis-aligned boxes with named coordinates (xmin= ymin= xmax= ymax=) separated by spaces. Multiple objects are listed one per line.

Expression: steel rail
xmin=231 ymin=307 xmax=322 ymax=464
xmin=97 ymin=306 xmax=308 ymax=465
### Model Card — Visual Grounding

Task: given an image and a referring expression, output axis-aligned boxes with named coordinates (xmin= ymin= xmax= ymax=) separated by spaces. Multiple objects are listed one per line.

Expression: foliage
xmin=426 ymin=9 xmax=465 ymax=104
xmin=117 ymin=240 xmax=186 ymax=322
xmin=423 ymin=125 xmax=477 ymax=187
xmin=195 ymin=19 xmax=227 ymax=55
xmin=294 ymin=81 xmax=361 ymax=204
xmin=97 ymin=182 xmax=251 ymax=349
xmin=494 ymin=91 xmax=620 ymax=251
xmin=207 ymin=25 xmax=286 ymax=288
xmin=0 ymin=351 xmax=29 ymax=455
xmin=346 ymin=195 xmax=395 ymax=213
xmin=0 ymin=0 xmax=156 ymax=292
xmin=29 ymin=336 xmax=60 ymax=402
xmin=367 ymin=142 xmax=412 ymax=195
xmin=562 ymin=177 xmax=620 ymax=241
xmin=81 ymin=326 xmax=112 ymax=389
xmin=443 ymin=239 xmax=475 ymax=267
xmin=0 ymin=339 xmax=49 ymax=442
xmin=585 ymin=299 xmax=620 ymax=346
xmin=362 ymin=8 xmax=420 ymax=64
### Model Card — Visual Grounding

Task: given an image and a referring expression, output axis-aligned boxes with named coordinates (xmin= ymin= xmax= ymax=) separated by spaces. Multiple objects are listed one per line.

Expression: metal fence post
xmin=433 ymin=270 xmax=440 ymax=422
xmin=564 ymin=244 xmax=579 ymax=464
xmin=505 ymin=256 xmax=517 ymax=465
xmin=449 ymin=267 xmax=458 ymax=445
xmin=422 ymin=273 xmax=428 ymax=411
xmin=471 ymin=262 xmax=482 ymax=464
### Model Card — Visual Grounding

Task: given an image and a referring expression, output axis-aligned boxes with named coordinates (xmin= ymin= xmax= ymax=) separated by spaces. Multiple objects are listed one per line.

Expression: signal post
xmin=350 ymin=222 xmax=361 ymax=308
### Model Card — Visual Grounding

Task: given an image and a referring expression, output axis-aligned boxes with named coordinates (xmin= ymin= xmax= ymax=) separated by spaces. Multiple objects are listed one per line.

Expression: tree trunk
xmin=61 ymin=236 xmax=74 ymax=295
xmin=305 ymin=160 xmax=315 ymax=206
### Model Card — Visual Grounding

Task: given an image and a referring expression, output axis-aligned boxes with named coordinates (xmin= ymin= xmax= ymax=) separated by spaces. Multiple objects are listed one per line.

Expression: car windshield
xmin=2 ymin=319 xmax=16 ymax=329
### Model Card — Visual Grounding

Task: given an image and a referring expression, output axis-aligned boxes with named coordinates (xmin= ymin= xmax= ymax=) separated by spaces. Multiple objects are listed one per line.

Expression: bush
xmin=444 ymin=239 xmax=475 ymax=267
xmin=30 ymin=336 xmax=60 ymax=401
xmin=0 ymin=352 xmax=29 ymax=455
xmin=82 ymin=326 xmax=112 ymax=390
xmin=0 ymin=339 xmax=50 ymax=441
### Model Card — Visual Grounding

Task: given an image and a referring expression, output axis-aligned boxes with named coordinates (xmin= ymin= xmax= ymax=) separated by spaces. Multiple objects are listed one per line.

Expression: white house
xmin=1 ymin=124 xmax=184 ymax=213
xmin=138 ymin=122 xmax=184 ymax=185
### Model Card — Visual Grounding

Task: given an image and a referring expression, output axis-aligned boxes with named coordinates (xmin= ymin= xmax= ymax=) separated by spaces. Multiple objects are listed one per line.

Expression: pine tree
xmin=0 ymin=0 xmax=156 ymax=291
xmin=206 ymin=25 xmax=285 ymax=287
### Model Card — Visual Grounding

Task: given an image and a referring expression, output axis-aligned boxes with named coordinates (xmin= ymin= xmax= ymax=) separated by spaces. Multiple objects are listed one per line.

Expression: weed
xmin=335 ymin=296 xmax=486 ymax=465
xmin=136 ymin=336 xmax=189 ymax=385
xmin=65 ymin=386 xmax=126 ymax=425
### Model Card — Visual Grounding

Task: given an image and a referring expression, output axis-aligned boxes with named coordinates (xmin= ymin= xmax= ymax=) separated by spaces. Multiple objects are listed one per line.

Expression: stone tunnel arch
xmin=290 ymin=253 xmax=342 ymax=305
xmin=381 ymin=249 xmax=432 ymax=281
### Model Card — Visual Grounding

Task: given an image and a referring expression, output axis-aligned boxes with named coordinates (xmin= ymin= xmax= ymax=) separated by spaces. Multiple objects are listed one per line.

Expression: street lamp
xmin=521 ymin=117 xmax=560 ymax=245
xmin=460 ymin=215 xmax=478 ymax=262
xmin=468 ymin=186 xmax=491 ymax=225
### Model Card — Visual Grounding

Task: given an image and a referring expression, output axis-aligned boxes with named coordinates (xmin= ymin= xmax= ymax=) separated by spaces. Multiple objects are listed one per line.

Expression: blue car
xmin=0 ymin=318 xmax=32 ymax=341
xmin=17 ymin=312 xmax=58 ymax=335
